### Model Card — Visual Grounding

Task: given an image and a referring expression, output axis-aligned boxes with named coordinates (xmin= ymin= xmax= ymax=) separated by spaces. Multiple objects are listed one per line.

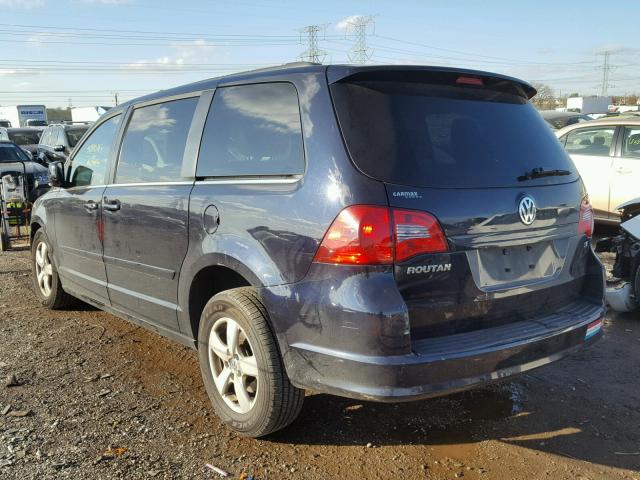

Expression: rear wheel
xmin=0 ymin=231 xmax=8 ymax=252
xmin=197 ymin=287 xmax=304 ymax=437
xmin=31 ymin=229 xmax=76 ymax=309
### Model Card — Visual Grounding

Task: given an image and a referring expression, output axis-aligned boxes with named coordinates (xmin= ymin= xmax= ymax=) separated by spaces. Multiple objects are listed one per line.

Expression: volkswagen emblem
xmin=518 ymin=196 xmax=537 ymax=225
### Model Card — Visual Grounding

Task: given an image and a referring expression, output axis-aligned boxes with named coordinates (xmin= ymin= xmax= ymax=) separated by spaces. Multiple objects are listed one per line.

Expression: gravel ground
xmin=1 ymin=243 xmax=639 ymax=480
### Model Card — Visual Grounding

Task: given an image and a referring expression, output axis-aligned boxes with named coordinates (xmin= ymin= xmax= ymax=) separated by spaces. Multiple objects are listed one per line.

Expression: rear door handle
xmin=103 ymin=197 xmax=121 ymax=212
xmin=83 ymin=200 xmax=99 ymax=213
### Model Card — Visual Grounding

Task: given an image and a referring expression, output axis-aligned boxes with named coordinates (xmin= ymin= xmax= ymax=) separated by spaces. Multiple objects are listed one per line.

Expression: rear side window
xmin=116 ymin=97 xmax=198 ymax=184
xmin=197 ymin=83 xmax=304 ymax=177
xmin=564 ymin=127 xmax=615 ymax=156
xmin=330 ymin=80 xmax=578 ymax=188
xmin=622 ymin=127 xmax=640 ymax=158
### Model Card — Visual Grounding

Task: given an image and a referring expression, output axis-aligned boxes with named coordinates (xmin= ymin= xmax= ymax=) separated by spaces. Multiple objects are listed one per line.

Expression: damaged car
xmin=597 ymin=198 xmax=640 ymax=312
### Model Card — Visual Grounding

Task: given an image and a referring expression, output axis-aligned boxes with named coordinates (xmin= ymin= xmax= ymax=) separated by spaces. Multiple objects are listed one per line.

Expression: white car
xmin=555 ymin=117 xmax=640 ymax=222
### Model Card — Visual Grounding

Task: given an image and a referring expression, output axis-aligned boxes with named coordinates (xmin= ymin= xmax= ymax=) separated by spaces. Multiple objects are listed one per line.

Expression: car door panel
xmin=52 ymin=114 xmax=123 ymax=305
xmin=610 ymin=126 xmax=640 ymax=211
xmin=562 ymin=125 xmax=616 ymax=220
xmin=101 ymin=184 xmax=192 ymax=328
xmin=101 ymin=95 xmax=199 ymax=330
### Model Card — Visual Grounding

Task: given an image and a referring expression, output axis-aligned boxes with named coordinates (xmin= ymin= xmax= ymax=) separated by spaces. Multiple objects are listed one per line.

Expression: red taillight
xmin=313 ymin=205 xmax=393 ymax=265
xmin=393 ymin=209 xmax=448 ymax=262
xmin=314 ymin=205 xmax=448 ymax=265
xmin=456 ymin=75 xmax=483 ymax=86
xmin=578 ymin=197 xmax=594 ymax=238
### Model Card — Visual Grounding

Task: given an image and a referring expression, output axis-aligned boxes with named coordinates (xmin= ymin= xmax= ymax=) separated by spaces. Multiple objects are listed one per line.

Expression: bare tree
xmin=531 ymin=83 xmax=558 ymax=110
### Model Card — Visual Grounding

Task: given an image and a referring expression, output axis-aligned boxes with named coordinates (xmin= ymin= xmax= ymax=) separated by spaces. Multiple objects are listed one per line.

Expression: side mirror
xmin=48 ymin=161 xmax=65 ymax=188
xmin=53 ymin=145 xmax=65 ymax=153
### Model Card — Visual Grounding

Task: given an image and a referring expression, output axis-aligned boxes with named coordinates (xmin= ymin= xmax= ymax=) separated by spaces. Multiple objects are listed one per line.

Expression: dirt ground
xmin=1 ymin=243 xmax=639 ymax=480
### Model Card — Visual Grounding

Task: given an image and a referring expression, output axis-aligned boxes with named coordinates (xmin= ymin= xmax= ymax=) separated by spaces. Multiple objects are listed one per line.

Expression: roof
xmin=539 ymin=110 xmax=589 ymax=120
xmin=554 ymin=115 xmax=640 ymax=136
xmin=114 ymin=62 xmax=537 ymax=111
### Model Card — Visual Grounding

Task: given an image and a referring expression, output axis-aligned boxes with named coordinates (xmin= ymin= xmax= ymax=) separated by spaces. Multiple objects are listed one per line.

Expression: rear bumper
xmin=281 ymin=300 xmax=604 ymax=402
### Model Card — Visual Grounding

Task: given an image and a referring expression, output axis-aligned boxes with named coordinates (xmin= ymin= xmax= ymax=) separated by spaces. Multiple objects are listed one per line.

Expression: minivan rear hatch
xmin=329 ymin=66 xmax=594 ymax=340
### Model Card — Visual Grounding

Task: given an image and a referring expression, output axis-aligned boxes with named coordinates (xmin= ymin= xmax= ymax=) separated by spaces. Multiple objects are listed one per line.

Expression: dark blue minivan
xmin=30 ymin=64 xmax=605 ymax=437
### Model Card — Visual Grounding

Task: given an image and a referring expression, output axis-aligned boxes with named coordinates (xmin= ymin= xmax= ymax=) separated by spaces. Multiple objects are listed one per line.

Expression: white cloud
xmin=0 ymin=0 xmax=45 ymax=9
xmin=335 ymin=15 xmax=364 ymax=31
xmin=126 ymin=39 xmax=215 ymax=71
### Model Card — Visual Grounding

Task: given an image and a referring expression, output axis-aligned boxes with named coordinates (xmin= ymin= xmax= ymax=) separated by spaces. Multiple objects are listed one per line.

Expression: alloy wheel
xmin=208 ymin=316 xmax=259 ymax=414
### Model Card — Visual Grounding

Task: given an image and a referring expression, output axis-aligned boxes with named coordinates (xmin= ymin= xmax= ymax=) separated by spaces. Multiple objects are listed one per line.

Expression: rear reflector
xmin=585 ymin=318 xmax=603 ymax=340
xmin=314 ymin=205 xmax=448 ymax=265
xmin=577 ymin=197 xmax=594 ymax=238
xmin=456 ymin=75 xmax=483 ymax=86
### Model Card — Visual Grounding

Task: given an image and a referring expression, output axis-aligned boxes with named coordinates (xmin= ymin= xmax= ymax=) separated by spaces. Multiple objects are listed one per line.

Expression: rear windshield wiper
xmin=518 ymin=167 xmax=571 ymax=181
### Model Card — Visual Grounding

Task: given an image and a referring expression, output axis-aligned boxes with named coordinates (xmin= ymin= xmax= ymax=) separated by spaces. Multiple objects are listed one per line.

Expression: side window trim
xmin=612 ymin=125 xmax=623 ymax=157
xmin=181 ymin=89 xmax=214 ymax=179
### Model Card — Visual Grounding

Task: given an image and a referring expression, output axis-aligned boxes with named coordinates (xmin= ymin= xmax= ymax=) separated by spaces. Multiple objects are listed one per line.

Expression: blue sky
xmin=0 ymin=0 xmax=638 ymax=107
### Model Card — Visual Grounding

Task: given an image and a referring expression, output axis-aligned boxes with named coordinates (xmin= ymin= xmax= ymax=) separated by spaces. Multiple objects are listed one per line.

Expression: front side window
xmin=197 ymin=83 xmax=304 ymax=177
xmin=564 ymin=127 xmax=615 ymax=156
xmin=115 ymin=97 xmax=198 ymax=184
xmin=622 ymin=127 xmax=640 ymax=159
xmin=69 ymin=115 xmax=122 ymax=187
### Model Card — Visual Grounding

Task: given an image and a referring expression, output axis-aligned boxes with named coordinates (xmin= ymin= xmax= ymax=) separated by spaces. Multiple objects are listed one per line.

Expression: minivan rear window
xmin=330 ymin=81 xmax=578 ymax=188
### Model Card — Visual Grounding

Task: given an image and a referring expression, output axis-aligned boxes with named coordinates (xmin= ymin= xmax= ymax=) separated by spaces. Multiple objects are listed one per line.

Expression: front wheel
xmin=31 ymin=229 xmax=76 ymax=309
xmin=198 ymin=288 xmax=304 ymax=437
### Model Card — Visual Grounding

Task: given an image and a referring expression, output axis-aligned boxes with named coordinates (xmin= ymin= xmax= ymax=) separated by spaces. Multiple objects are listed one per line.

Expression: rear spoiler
xmin=326 ymin=65 xmax=537 ymax=100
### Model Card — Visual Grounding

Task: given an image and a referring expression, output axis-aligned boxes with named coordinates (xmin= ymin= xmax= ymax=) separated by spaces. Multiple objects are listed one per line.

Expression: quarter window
xmin=115 ymin=97 xmax=198 ymax=184
xmin=69 ymin=115 xmax=122 ymax=187
xmin=622 ymin=127 xmax=640 ymax=159
xmin=197 ymin=83 xmax=304 ymax=177
xmin=564 ymin=127 xmax=615 ymax=156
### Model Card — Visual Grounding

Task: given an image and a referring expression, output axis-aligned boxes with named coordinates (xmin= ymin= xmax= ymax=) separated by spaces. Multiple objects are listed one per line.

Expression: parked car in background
xmin=556 ymin=117 xmax=640 ymax=222
xmin=0 ymin=127 xmax=42 ymax=158
xmin=0 ymin=141 xmax=50 ymax=202
xmin=540 ymin=110 xmax=593 ymax=130
xmin=30 ymin=64 xmax=605 ymax=437
xmin=37 ymin=123 xmax=90 ymax=164
xmin=0 ymin=120 xmax=11 ymax=128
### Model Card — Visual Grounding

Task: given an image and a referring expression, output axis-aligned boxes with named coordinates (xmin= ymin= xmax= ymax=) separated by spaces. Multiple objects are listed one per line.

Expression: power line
xmin=298 ymin=24 xmax=327 ymax=63
xmin=345 ymin=15 xmax=376 ymax=64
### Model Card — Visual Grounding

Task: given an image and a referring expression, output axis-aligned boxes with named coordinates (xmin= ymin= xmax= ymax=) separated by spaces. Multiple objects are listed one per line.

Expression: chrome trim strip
xmin=196 ymin=176 xmax=302 ymax=185
xmin=106 ymin=181 xmax=193 ymax=187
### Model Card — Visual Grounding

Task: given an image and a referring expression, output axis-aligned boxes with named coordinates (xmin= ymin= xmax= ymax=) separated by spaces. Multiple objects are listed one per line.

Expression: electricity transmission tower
xmin=345 ymin=15 xmax=376 ymax=64
xmin=299 ymin=24 xmax=327 ymax=64
xmin=599 ymin=50 xmax=614 ymax=96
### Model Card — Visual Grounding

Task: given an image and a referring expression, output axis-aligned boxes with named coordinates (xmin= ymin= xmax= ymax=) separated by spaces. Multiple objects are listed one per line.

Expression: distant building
xmin=566 ymin=96 xmax=611 ymax=114
xmin=70 ymin=106 xmax=111 ymax=123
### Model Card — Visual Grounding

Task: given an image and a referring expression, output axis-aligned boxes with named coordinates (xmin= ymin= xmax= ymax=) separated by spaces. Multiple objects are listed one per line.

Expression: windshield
xmin=8 ymin=131 xmax=41 ymax=146
xmin=66 ymin=127 xmax=88 ymax=148
xmin=330 ymin=81 xmax=579 ymax=188
xmin=0 ymin=144 xmax=29 ymax=162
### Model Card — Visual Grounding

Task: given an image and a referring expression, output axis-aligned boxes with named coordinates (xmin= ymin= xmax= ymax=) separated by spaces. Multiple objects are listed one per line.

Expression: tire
xmin=31 ymin=229 xmax=76 ymax=309
xmin=0 ymin=232 xmax=8 ymax=252
xmin=197 ymin=287 xmax=304 ymax=437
